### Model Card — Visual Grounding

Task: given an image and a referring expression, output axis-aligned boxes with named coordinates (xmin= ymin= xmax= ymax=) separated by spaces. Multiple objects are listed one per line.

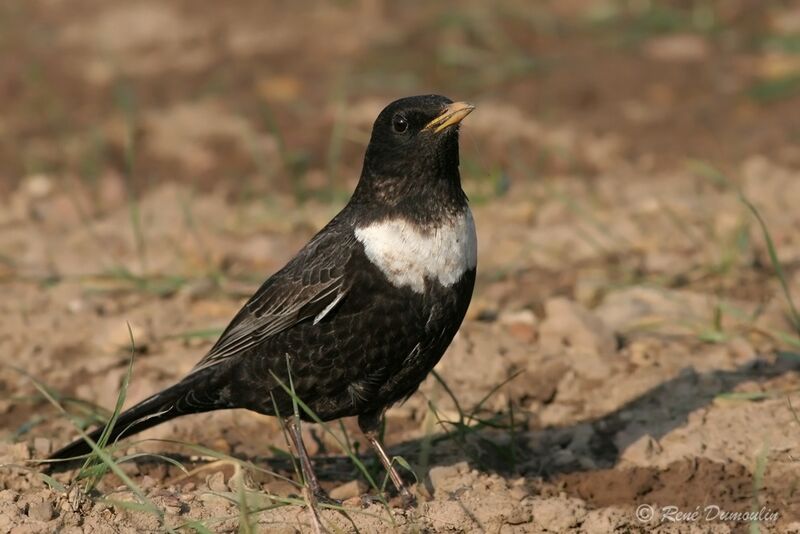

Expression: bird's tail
xmin=47 ymin=370 xmax=224 ymax=468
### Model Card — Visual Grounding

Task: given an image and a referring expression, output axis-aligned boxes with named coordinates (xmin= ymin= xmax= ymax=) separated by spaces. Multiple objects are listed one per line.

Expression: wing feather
xmin=190 ymin=227 xmax=354 ymax=373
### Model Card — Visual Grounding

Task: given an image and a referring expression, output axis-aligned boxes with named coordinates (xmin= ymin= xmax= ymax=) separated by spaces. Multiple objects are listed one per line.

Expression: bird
xmin=48 ymin=94 xmax=477 ymax=508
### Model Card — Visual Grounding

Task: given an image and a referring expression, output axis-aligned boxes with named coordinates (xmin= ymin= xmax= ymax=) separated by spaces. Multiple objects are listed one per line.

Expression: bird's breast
xmin=353 ymin=208 xmax=477 ymax=293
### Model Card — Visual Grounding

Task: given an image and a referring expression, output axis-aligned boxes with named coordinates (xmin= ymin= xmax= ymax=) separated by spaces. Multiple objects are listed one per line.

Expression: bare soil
xmin=2 ymin=1 xmax=800 ymax=532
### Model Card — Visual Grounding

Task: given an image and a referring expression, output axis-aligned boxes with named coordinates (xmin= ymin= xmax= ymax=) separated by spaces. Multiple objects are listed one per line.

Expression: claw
xmin=358 ymin=488 xmax=416 ymax=509
xmin=398 ymin=490 xmax=416 ymax=509
xmin=313 ymin=489 xmax=342 ymax=508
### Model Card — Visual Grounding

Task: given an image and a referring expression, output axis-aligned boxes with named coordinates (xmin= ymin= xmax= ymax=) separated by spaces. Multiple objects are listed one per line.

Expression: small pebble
xmin=329 ymin=480 xmax=366 ymax=501
xmin=263 ymin=479 xmax=298 ymax=499
xmin=28 ymin=500 xmax=54 ymax=521
xmin=427 ymin=461 xmax=470 ymax=494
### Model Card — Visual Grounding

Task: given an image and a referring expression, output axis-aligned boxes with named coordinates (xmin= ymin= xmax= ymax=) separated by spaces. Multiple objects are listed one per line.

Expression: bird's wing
xmin=190 ymin=228 xmax=354 ymax=373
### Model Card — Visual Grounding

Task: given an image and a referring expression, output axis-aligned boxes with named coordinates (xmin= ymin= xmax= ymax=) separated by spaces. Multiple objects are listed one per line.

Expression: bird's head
xmin=355 ymin=95 xmax=475 ymax=207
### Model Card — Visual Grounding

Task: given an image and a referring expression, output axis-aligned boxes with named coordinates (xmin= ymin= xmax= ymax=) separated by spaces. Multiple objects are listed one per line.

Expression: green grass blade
xmin=739 ymin=194 xmax=800 ymax=334
xmin=16 ymin=369 xmax=165 ymax=523
xmin=79 ymin=323 xmax=138 ymax=489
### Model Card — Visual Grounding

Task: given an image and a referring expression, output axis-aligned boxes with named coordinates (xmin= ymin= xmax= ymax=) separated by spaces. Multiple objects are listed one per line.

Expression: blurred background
xmin=2 ymin=0 xmax=799 ymax=201
xmin=2 ymin=1 xmax=800 ymax=531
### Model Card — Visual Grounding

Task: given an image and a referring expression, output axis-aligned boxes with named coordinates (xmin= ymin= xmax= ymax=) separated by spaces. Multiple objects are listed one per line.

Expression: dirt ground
xmin=2 ymin=1 xmax=800 ymax=532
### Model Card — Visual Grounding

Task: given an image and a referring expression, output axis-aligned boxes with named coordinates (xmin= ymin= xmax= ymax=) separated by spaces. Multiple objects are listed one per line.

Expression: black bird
xmin=49 ymin=95 xmax=477 ymax=506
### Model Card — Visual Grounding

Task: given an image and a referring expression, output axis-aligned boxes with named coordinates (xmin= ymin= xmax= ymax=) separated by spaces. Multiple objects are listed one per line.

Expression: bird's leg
xmin=357 ymin=412 xmax=415 ymax=507
xmin=286 ymin=416 xmax=324 ymax=496
xmin=285 ymin=416 xmax=332 ymax=534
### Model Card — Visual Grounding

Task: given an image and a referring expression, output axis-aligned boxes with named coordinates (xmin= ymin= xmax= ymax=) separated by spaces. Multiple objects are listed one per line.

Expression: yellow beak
xmin=423 ymin=101 xmax=476 ymax=133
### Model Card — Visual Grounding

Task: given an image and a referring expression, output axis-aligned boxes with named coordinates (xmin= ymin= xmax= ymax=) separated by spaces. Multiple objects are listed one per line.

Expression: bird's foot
xmin=313 ymin=489 xmax=342 ymax=508
xmin=359 ymin=493 xmax=382 ymax=508
xmin=300 ymin=487 xmax=326 ymax=534
xmin=398 ymin=489 xmax=416 ymax=509
xmin=359 ymin=488 xmax=416 ymax=509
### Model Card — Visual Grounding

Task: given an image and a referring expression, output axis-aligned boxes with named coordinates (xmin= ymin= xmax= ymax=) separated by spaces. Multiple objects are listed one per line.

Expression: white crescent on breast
xmin=354 ymin=209 xmax=477 ymax=293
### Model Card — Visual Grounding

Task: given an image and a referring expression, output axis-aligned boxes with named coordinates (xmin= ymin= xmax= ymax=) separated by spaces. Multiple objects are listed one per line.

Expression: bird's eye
xmin=392 ymin=115 xmax=408 ymax=133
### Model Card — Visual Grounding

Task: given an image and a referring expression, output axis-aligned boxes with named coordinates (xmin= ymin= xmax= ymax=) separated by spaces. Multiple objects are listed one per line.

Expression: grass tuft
xmin=15 ymin=328 xmax=171 ymax=530
xmin=74 ymin=323 xmax=138 ymax=492
xmin=739 ymin=194 xmax=800 ymax=335
xmin=690 ymin=160 xmax=800 ymax=343
xmin=426 ymin=369 xmax=524 ymax=472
